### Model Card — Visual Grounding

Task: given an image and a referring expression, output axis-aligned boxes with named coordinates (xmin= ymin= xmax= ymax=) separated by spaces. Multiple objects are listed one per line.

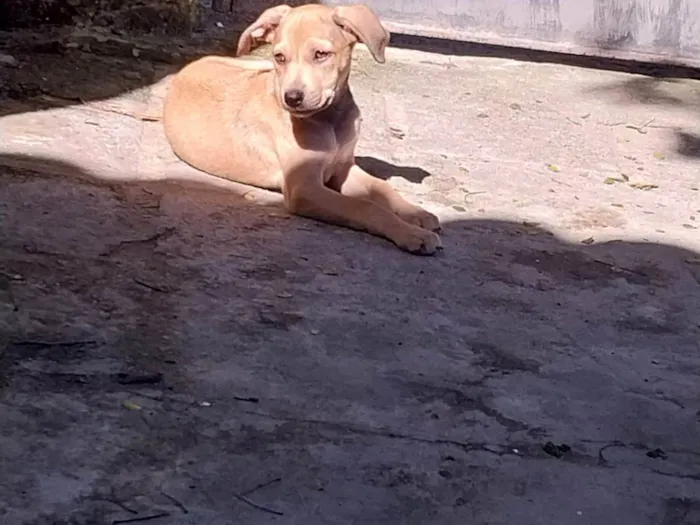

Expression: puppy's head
xmin=237 ymin=4 xmax=390 ymax=117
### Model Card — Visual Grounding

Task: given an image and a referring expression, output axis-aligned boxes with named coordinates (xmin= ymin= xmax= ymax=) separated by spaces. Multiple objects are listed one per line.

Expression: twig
xmin=87 ymin=104 xmax=162 ymax=122
xmin=124 ymin=389 xmax=164 ymax=402
xmin=160 ymin=491 xmax=188 ymax=514
xmin=597 ymin=441 xmax=625 ymax=466
xmin=37 ymin=93 xmax=161 ymax=121
xmin=115 ymin=372 xmax=163 ymax=385
xmin=242 ymin=477 xmax=282 ymax=496
xmin=651 ymin=469 xmax=700 ymax=482
xmin=234 ymin=493 xmax=284 ymax=516
xmin=597 ymin=120 xmax=626 ymax=127
xmin=625 ymin=117 xmax=655 ymax=134
xmin=133 ymin=278 xmax=172 ymax=293
xmin=592 ymin=258 xmax=648 ymax=278
xmin=38 ymin=92 xmax=85 ymax=104
xmin=112 ymin=512 xmax=170 ymax=525
xmin=22 ymin=245 xmax=61 ymax=256
xmin=550 ymin=177 xmax=573 ymax=187
xmin=95 ymin=497 xmax=138 ymax=515
xmin=10 ymin=339 xmax=97 ymax=349
xmin=0 ymin=269 xmax=23 ymax=280
xmin=598 ymin=118 xmax=658 ymax=134
xmin=100 ymin=228 xmax=175 ymax=256
xmin=565 ymin=117 xmax=582 ymax=126
xmin=233 ymin=396 xmax=260 ymax=404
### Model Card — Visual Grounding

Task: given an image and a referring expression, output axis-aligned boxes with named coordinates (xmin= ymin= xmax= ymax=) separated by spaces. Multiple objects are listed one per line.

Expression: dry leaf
xmin=389 ymin=127 xmax=405 ymax=139
xmin=605 ymin=174 xmax=630 ymax=185
xmin=581 ymin=237 xmax=595 ymax=245
xmin=123 ymin=401 xmax=142 ymax=411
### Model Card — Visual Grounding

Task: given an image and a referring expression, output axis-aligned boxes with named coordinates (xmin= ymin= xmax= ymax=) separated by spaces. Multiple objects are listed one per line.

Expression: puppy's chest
xmin=326 ymin=114 xmax=360 ymax=165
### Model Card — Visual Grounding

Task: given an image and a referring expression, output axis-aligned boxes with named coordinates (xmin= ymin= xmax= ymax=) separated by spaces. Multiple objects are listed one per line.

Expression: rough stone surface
xmin=0 ymin=43 xmax=699 ymax=525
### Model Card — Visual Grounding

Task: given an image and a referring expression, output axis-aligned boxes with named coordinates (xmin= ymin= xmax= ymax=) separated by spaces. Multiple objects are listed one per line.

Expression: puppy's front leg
xmin=333 ymin=164 xmax=441 ymax=233
xmin=284 ymin=170 xmax=441 ymax=255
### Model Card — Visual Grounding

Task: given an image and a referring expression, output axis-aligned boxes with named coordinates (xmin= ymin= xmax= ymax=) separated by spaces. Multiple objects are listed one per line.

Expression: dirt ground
xmin=1 ymin=36 xmax=700 ymax=525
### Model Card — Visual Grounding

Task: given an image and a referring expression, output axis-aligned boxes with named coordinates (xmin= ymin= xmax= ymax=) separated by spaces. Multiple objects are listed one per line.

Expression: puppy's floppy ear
xmin=236 ymin=4 xmax=292 ymax=56
xmin=332 ymin=4 xmax=390 ymax=63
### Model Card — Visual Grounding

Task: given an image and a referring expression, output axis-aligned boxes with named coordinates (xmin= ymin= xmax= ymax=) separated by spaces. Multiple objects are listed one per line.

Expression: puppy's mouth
xmin=285 ymin=95 xmax=334 ymax=118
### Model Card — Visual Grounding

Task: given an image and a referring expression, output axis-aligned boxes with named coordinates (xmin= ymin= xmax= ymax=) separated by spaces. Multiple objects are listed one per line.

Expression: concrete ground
xmin=1 ymin=40 xmax=699 ymax=525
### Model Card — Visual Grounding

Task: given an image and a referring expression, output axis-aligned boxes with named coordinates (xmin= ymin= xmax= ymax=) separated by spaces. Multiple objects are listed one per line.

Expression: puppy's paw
xmin=398 ymin=206 xmax=442 ymax=233
xmin=395 ymin=226 xmax=443 ymax=256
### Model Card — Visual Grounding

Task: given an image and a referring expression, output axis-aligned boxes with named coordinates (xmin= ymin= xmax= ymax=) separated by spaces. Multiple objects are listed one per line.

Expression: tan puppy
xmin=162 ymin=3 xmax=442 ymax=254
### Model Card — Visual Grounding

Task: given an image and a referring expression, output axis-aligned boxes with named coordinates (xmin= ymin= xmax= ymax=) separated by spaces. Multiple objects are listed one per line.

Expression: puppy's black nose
xmin=284 ymin=89 xmax=304 ymax=108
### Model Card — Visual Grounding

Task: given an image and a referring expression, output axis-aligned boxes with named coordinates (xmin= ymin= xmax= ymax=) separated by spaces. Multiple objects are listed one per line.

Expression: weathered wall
xmin=323 ymin=0 xmax=700 ymax=66
xmin=0 ymin=0 xmax=199 ymax=35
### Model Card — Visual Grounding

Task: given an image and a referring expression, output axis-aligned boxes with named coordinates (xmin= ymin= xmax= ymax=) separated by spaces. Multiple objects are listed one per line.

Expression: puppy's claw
xmin=398 ymin=227 xmax=442 ymax=256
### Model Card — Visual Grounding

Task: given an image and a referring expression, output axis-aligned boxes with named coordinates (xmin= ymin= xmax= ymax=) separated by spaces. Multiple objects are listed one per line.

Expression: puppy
xmin=162 ymin=3 xmax=442 ymax=254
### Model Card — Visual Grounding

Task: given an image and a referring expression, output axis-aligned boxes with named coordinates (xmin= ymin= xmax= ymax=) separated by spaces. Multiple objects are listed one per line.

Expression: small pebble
xmin=0 ymin=54 xmax=20 ymax=67
xmin=646 ymin=448 xmax=667 ymax=460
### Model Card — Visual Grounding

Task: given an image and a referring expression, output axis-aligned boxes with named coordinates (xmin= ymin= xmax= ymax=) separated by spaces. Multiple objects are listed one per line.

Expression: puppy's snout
xmin=284 ymin=89 xmax=304 ymax=108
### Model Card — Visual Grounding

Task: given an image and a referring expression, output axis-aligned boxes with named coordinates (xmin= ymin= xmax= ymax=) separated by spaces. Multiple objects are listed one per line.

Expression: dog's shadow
xmin=356 ymin=156 xmax=431 ymax=184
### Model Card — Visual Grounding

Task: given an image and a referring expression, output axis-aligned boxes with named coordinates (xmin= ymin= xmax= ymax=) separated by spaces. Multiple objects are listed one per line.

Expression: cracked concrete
xmin=1 ymin=39 xmax=700 ymax=525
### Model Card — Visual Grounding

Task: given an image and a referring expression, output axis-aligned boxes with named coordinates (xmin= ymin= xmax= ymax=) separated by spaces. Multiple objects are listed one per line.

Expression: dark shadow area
xmin=356 ymin=156 xmax=430 ymax=183
xmin=1 ymin=152 xmax=699 ymax=523
xmin=0 ymin=48 xmax=175 ymax=119
xmin=389 ymin=33 xmax=700 ymax=80
xmin=583 ymin=75 xmax=700 ymax=160
xmin=677 ymin=131 xmax=700 ymax=158
xmin=585 ymin=76 xmax=689 ymax=105
xmin=0 ymin=28 xmax=226 ymax=119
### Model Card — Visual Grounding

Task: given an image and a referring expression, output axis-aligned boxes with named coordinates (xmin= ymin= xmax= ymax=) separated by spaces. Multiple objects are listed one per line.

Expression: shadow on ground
xmin=1 ymin=153 xmax=699 ymax=524
xmin=389 ymin=34 xmax=700 ymax=81
xmin=3 ymin=10 xmax=700 ymax=123
xmin=581 ymin=75 xmax=700 ymax=160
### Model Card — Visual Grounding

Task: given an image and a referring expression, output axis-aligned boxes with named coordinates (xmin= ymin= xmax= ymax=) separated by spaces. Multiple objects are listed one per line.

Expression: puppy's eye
xmin=274 ymin=53 xmax=286 ymax=64
xmin=314 ymin=50 xmax=331 ymax=61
